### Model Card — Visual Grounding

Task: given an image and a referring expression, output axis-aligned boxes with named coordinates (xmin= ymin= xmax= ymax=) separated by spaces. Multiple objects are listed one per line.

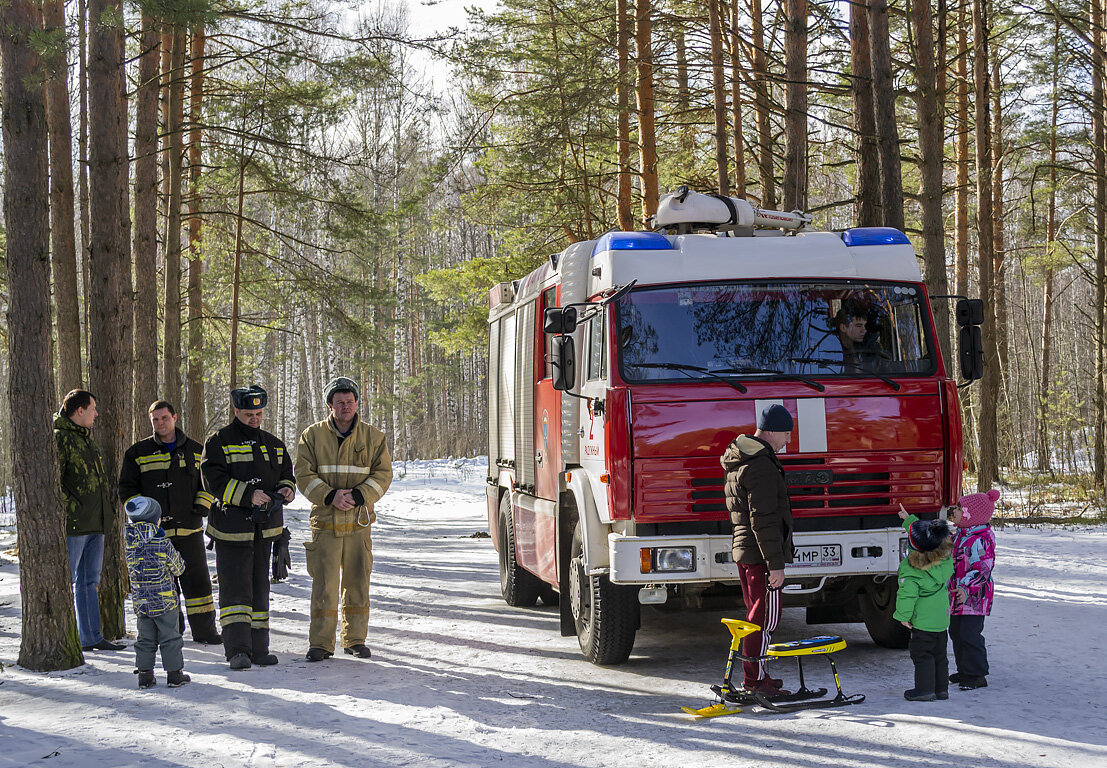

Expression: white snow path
xmin=0 ymin=458 xmax=1104 ymax=768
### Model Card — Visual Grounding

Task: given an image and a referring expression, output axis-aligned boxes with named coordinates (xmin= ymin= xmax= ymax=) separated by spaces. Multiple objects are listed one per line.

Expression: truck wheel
xmin=860 ymin=579 xmax=910 ymax=649
xmin=498 ymin=494 xmax=540 ymax=607
xmin=568 ymin=522 xmax=638 ymax=664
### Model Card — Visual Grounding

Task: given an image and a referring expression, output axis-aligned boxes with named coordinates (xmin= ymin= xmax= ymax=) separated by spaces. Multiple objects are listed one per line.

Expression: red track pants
xmin=738 ymin=562 xmax=782 ymax=688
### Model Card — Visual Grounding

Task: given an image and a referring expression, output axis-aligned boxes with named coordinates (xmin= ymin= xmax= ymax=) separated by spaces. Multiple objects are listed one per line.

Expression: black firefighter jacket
xmin=119 ymin=428 xmax=215 ymax=538
xmin=200 ymin=419 xmax=295 ymax=544
xmin=721 ymin=434 xmax=795 ymax=572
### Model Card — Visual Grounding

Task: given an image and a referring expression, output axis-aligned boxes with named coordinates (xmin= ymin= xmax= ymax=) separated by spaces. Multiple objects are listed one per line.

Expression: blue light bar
xmin=593 ymin=231 xmax=673 ymax=256
xmin=841 ymin=227 xmax=911 ymax=246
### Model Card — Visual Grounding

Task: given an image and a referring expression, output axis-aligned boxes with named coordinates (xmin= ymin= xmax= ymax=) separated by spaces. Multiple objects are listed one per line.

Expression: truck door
xmin=579 ymin=307 xmax=608 ymax=487
xmin=534 ymin=287 xmax=562 ymax=501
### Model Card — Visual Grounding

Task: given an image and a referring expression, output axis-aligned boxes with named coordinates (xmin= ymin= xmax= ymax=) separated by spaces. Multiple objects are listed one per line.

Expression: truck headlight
xmin=640 ymin=546 xmax=696 ymax=573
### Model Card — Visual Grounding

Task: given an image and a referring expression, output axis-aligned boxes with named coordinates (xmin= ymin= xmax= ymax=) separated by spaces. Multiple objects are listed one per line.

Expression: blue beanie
xmin=757 ymin=404 xmax=794 ymax=432
xmin=125 ymin=496 xmax=162 ymax=524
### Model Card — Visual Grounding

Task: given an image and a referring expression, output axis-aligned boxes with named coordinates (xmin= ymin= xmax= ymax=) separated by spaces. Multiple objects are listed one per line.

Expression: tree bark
xmin=635 ymin=0 xmax=658 ymax=220
xmin=709 ymin=0 xmax=730 ymax=195
xmin=954 ymin=0 xmax=973 ymax=471
xmin=162 ymin=25 xmax=186 ymax=408
xmin=729 ymin=0 xmax=747 ymax=195
xmin=616 ymin=0 xmax=633 ymax=230
xmin=1038 ymin=21 xmax=1060 ymax=473
xmin=1093 ymin=0 xmax=1107 ymax=487
xmin=186 ymin=25 xmax=206 ymax=437
xmin=973 ymin=0 xmax=1000 ymax=488
xmin=2 ymin=0 xmax=84 ymax=672
xmin=911 ymin=0 xmax=952 ymax=366
xmin=88 ymin=0 xmax=131 ymax=638
xmin=991 ymin=56 xmax=1009 ymax=387
xmin=44 ymin=0 xmax=83 ymax=397
xmin=751 ymin=0 xmax=775 ymax=207
xmin=133 ymin=14 xmax=160 ymax=433
xmin=851 ymin=0 xmax=880 ymax=226
xmin=675 ymin=26 xmax=693 ymax=161
xmin=782 ymin=0 xmax=807 ymax=210
xmin=870 ymin=0 xmax=905 ymax=230
xmin=78 ymin=0 xmax=90 ymax=369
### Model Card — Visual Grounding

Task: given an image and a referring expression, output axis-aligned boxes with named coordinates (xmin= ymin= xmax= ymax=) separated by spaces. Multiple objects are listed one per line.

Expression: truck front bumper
xmin=606 ymin=528 xmax=907 ymax=585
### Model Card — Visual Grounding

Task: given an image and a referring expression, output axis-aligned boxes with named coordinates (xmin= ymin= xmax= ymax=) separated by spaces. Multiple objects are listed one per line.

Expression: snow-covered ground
xmin=1 ymin=457 xmax=1105 ymax=768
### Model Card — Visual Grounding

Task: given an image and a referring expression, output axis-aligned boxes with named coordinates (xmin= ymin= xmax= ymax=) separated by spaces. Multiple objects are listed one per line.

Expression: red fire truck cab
xmin=487 ymin=189 xmax=982 ymax=664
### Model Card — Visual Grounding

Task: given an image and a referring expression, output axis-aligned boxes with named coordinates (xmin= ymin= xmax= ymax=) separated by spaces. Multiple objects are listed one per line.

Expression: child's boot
xmin=166 ymin=670 xmax=191 ymax=688
xmin=136 ymin=670 xmax=156 ymax=689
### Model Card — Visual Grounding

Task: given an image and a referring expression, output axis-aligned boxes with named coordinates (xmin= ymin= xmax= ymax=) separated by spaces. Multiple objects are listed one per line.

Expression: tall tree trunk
xmin=1094 ymin=0 xmax=1107 ymax=487
xmin=973 ymin=0 xmax=999 ymax=488
xmin=782 ymin=0 xmax=807 ymax=210
xmin=729 ymin=0 xmax=747 ymax=195
xmin=229 ymin=136 xmax=248 ymax=399
xmin=162 ymin=25 xmax=186 ymax=408
xmin=954 ymin=0 xmax=973 ymax=471
xmin=851 ymin=0 xmax=880 ymax=226
xmin=1038 ymin=21 xmax=1060 ymax=473
xmin=751 ymin=0 xmax=775 ymax=207
xmin=2 ymin=0 xmax=84 ymax=672
xmin=709 ymin=0 xmax=730 ymax=195
xmin=912 ymin=0 xmax=952 ymax=365
xmin=44 ymin=0 xmax=83 ymax=396
xmin=78 ymin=0 xmax=91 ymax=375
xmin=635 ymin=0 xmax=658 ymax=220
xmin=132 ymin=14 xmax=160 ymax=433
xmin=616 ymin=0 xmax=633 ymax=230
xmin=88 ymin=0 xmax=131 ymax=639
xmin=870 ymin=0 xmax=904 ymax=230
xmin=186 ymin=25 xmax=206 ymax=437
xmin=991 ymin=57 xmax=1009 ymax=388
xmin=675 ymin=26 xmax=693 ymax=160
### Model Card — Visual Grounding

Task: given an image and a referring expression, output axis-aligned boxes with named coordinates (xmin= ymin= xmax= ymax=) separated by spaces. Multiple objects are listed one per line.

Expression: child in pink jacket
xmin=948 ymin=488 xmax=998 ymax=691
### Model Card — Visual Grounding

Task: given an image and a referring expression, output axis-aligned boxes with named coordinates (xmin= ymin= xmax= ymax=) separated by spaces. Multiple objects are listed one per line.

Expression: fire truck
xmin=486 ymin=188 xmax=984 ymax=665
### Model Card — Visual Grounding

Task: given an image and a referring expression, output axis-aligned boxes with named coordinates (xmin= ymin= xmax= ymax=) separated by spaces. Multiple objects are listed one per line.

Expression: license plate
xmin=791 ymin=544 xmax=842 ymax=568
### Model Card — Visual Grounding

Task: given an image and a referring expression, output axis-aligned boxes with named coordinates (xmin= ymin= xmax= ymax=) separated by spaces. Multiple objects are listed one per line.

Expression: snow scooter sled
xmin=682 ymin=618 xmax=866 ymax=717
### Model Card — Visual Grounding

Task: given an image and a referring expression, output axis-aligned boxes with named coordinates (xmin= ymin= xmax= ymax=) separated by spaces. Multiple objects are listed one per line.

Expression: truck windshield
xmin=614 ymin=281 xmax=937 ymax=382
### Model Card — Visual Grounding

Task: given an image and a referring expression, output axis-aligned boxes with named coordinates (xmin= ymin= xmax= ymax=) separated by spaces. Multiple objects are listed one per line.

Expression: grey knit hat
xmin=757 ymin=403 xmax=794 ymax=432
xmin=125 ymin=496 xmax=162 ymax=525
xmin=324 ymin=377 xmax=360 ymax=404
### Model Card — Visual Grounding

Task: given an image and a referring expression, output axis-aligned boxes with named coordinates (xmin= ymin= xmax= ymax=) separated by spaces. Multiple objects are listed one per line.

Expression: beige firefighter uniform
xmin=295 ymin=415 xmax=392 ymax=653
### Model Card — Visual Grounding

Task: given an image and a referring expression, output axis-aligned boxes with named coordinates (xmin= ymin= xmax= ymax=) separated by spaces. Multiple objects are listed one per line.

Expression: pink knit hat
xmin=956 ymin=488 xmax=1000 ymax=527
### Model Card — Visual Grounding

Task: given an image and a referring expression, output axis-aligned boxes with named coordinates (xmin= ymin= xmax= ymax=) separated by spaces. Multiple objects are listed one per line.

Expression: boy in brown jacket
xmin=720 ymin=404 xmax=795 ymax=696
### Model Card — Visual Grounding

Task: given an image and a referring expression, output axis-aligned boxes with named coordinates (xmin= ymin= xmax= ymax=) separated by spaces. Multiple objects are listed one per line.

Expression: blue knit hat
xmin=125 ymin=496 xmax=162 ymax=525
xmin=757 ymin=404 xmax=794 ymax=432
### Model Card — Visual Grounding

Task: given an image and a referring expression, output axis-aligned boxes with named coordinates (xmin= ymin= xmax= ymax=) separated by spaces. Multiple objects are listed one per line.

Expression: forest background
xmin=1 ymin=0 xmax=1106 ymax=670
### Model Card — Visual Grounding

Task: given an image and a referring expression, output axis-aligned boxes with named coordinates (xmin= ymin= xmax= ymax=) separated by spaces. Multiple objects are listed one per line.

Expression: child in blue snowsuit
xmin=125 ymin=496 xmax=191 ymax=689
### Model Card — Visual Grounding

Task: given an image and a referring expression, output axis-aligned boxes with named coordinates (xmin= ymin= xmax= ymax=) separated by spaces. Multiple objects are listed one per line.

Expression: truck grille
xmin=633 ymin=452 xmax=942 ymax=522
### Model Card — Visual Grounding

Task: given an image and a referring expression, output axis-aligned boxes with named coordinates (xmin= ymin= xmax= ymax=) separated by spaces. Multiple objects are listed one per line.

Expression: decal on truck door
xmin=755 ymin=398 xmax=827 ymax=454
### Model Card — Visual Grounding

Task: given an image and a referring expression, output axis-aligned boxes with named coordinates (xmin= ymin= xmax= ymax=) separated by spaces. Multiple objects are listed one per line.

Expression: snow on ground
xmin=1 ymin=457 xmax=1105 ymax=768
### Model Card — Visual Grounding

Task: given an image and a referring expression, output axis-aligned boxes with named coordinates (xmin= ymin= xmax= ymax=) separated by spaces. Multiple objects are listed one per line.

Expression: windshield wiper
xmin=715 ymin=366 xmax=826 ymax=393
xmin=789 ymin=357 xmax=901 ymax=391
xmin=633 ymin=362 xmax=748 ymax=393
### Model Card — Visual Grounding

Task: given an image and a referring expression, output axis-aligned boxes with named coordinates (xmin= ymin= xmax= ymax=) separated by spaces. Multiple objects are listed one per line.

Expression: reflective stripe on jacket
xmin=119 ymin=429 xmax=214 ymax=538
xmin=296 ymin=415 xmax=392 ymax=536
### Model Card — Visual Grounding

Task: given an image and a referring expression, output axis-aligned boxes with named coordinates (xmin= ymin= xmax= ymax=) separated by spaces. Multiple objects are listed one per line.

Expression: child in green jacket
xmin=894 ymin=505 xmax=955 ymax=702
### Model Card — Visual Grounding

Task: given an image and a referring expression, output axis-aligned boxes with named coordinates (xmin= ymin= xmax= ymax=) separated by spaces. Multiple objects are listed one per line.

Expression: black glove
xmin=271 ymin=527 xmax=291 ymax=582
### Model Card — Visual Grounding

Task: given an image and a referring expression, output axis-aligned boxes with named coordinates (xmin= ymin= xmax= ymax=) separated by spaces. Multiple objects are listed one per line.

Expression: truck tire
xmin=860 ymin=579 xmax=910 ymax=649
xmin=498 ymin=494 xmax=541 ymax=607
xmin=568 ymin=522 xmax=639 ymax=664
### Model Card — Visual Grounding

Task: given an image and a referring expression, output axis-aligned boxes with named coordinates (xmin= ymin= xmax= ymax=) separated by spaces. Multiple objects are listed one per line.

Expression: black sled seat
xmin=705 ymin=618 xmax=865 ymax=713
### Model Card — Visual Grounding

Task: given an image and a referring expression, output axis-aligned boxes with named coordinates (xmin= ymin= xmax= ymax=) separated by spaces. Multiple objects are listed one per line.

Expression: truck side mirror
xmin=551 ymin=335 xmax=576 ymax=391
xmin=544 ymin=306 xmax=578 ymax=335
xmin=955 ymin=298 xmax=985 ymax=327
xmin=959 ymin=325 xmax=984 ymax=381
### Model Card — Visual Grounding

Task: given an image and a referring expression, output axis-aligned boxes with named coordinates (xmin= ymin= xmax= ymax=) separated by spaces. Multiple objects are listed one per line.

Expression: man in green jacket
xmin=55 ymin=389 xmax=125 ymax=652
xmin=720 ymin=403 xmax=795 ymax=696
xmin=894 ymin=507 xmax=955 ymax=701
xmin=296 ymin=377 xmax=392 ymax=662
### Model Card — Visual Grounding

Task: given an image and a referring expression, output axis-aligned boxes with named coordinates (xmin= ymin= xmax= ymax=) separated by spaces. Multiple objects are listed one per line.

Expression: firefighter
xmin=200 ymin=385 xmax=295 ymax=670
xmin=296 ymin=377 xmax=392 ymax=662
xmin=119 ymin=400 xmax=222 ymax=645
